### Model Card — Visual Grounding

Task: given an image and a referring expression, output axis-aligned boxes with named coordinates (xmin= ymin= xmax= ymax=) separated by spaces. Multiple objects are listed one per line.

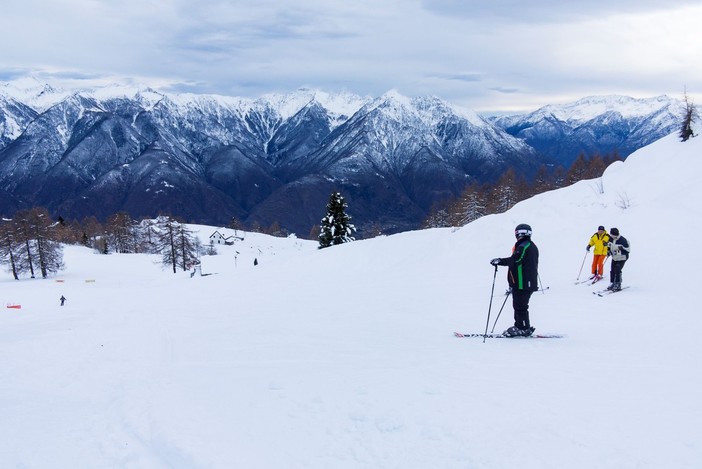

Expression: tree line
xmin=0 ymin=207 xmax=64 ymax=279
xmin=0 ymin=210 xmax=201 ymax=279
xmin=422 ymin=152 xmax=623 ymax=229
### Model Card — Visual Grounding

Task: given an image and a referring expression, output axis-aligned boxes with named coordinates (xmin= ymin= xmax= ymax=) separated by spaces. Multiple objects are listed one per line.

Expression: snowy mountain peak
xmin=260 ymin=88 xmax=370 ymax=121
xmin=380 ymin=89 xmax=414 ymax=106
xmin=488 ymin=94 xmax=683 ymax=166
xmin=0 ymin=76 xmax=72 ymax=111
xmin=536 ymin=95 xmax=680 ymax=121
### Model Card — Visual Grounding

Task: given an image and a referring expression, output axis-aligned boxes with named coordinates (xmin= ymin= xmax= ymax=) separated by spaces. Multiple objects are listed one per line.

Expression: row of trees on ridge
xmin=0 ymin=211 xmax=201 ymax=279
xmin=423 ymin=152 xmax=622 ymax=228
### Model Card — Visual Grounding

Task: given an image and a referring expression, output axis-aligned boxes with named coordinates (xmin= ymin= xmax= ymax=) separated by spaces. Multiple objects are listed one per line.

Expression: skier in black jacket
xmin=606 ymin=227 xmax=630 ymax=291
xmin=491 ymin=223 xmax=540 ymax=337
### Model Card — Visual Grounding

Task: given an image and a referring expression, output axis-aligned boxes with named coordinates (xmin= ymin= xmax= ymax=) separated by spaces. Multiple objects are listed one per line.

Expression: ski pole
xmin=490 ymin=290 xmax=511 ymax=333
xmin=538 ymin=273 xmax=547 ymax=294
xmin=603 ymin=255 xmax=610 ymax=277
xmin=576 ymin=251 xmax=588 ymax=280
xmin=483 ymin=265 xmax=499 ymax=343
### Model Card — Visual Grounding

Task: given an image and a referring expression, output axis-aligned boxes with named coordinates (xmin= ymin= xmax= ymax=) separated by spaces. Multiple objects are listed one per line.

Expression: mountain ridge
xmin=488 ymin=94 xmax=682 ymax=166
xmin=0 ymin=80 xmax=684 ymax=236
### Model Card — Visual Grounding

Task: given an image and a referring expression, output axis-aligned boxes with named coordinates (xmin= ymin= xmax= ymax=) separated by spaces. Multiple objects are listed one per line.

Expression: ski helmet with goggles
xmin=514 ymin=223 xmax=532 ymax=238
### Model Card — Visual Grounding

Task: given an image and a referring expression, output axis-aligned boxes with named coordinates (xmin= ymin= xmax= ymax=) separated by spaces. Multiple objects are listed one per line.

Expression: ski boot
xmin=503 ymin=326 xmax=535 ymax=337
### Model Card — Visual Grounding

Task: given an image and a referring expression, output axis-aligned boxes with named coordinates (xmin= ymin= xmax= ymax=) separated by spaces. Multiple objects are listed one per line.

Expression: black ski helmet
xmin=515 ymin=223 xmax=532 ymax=238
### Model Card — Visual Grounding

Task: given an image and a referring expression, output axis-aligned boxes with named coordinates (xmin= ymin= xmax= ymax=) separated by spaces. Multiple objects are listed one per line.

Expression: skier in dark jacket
xmin=491 ymin=223 xmax=540 ymax=337
xmin=606 ymin=227 xmax=630 ymax=291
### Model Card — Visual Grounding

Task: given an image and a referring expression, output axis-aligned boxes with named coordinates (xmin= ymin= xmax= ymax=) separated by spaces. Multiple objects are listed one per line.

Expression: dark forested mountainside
xmin=0 ymin=85 xmax=681 ymax=237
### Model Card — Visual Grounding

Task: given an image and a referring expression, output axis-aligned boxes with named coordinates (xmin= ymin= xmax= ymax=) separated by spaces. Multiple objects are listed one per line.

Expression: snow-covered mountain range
xmin=0 ymin=78 xmax=683 ymax=235
xmin=489 ymin=95 xmax=682 ymax=166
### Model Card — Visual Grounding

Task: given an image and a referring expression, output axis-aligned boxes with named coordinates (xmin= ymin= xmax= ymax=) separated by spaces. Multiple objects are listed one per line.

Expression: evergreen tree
xmin=318 ymin=192 xmax=356 ymax=249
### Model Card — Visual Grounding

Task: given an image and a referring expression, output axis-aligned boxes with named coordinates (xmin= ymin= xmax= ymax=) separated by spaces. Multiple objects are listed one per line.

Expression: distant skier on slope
xmin=606 ymin=227 xmax=630 ymax=291
xmin=586 ymin=225 xmax=610 ymax=281
xmin=490 ymin=223 xmax=540 ymax=337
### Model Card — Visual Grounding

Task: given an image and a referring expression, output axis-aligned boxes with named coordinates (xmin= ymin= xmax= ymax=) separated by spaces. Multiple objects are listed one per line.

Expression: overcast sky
xmin=1 ymin=0 xmax=701 ymax=112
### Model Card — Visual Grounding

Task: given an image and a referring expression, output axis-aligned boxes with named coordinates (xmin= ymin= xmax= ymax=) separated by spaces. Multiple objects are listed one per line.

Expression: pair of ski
xmin=575 ymin=276 xmax=606 ymax=286
xmin=454 ymin=332 xmax=564 ymax=339
xmin=593 ymin=286 xmax=630 ymax=297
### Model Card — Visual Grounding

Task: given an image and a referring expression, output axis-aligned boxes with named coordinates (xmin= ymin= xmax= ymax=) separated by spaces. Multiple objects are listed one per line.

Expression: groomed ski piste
xmin=1 ymin=133 xmax=700 ymax=468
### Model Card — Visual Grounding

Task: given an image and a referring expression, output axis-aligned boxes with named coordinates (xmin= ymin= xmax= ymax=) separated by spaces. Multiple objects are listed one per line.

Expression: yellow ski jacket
xmin=588 ymin=232 xmax=610 ymax=255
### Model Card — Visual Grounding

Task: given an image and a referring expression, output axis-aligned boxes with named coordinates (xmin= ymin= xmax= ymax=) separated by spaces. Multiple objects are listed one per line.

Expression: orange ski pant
xmin=591 ymin=254 xmax=606 ymax=276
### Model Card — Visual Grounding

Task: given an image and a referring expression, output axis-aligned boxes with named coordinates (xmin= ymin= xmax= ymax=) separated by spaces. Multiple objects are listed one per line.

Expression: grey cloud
xmin=41 ymin=71 xmax=106 ymax=81
xmin=164 ymin=6 xmax=361 ymax=63
xmin=0 ymin=68 xmax=30 ymax=81
xmin=428 ymin=72 xmax=485 ymax=83
xmin=421 ymin=0 xmax=701 ymax=23
xmin=490 ymin=86 xmax=520 ymax=95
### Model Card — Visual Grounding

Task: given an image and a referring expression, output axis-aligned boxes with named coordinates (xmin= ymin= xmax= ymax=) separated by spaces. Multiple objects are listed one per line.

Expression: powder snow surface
xmin=1 ymin=133 xmax=700 ymax=468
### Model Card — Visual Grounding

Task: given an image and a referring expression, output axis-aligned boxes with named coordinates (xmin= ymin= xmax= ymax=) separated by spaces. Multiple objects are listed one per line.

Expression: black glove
xmin=490 ymin=258 xmax=501 ymax=266
xmin=586 ymin=245 xmax=591 ymax=252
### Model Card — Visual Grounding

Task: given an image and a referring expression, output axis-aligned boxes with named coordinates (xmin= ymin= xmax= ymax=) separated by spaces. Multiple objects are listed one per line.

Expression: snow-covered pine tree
xmin=318 ymin=192 xmax=356 ymax=249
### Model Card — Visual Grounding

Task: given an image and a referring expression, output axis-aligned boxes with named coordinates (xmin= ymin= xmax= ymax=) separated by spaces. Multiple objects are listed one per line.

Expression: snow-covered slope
xmin=1 ymin=132 xmax=699 ymax=468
